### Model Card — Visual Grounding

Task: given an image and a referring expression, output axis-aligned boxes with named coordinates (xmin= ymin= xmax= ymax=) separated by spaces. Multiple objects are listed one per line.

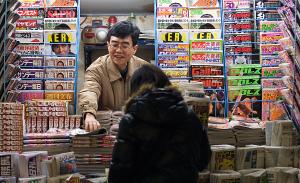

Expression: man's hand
xmin=84 ymin=113 xmax=101 ymax=132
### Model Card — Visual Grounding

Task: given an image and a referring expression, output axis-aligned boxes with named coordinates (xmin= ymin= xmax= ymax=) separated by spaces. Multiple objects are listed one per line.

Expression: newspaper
xmin=19 ymin=151 xmax=48 ymax=178
xmin=266 ymin=167 xmax=295 ymax=183
xmin=210 ymin=170 xmax=240 ymax=183
xmin=236 ymin=146 xmax=265 ymax=170
xmin=210 ymin=145 xmax=236 ymax=171
xmin=265 ymin=146 xmax=295 ymax=168
xmin=198 ymin=170 xmax=210 ymax=183
xmin=239 ymin=169 xmax=267 ymax=183
xmin=270 ymin=120 xmax=298 ymax=146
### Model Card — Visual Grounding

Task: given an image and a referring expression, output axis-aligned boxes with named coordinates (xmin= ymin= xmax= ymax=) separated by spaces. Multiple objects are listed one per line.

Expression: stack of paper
xmin=233 ymin=126 xmax=265 ymax=147
xmin=208 ymin=128 xmax=236 ymax=146
xmin=270 ymin=120 xmax=298 ymax=146
xmin=236 ymin=146 xmax=265 ymax=170
xmin=210 ymin=170 xmax=240 ymax=183
xmin=210 ymin=145 xmax=236 ymax=171
xmin=265 ymin=146 xmax=295 ymax=168
xmin=239 ymin=169 xmax=267 ymax=183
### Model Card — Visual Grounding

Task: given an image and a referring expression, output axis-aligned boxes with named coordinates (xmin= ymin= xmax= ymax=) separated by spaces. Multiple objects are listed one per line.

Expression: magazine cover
xmin=16 ymin=69 xmax=44 ymax=79
xmin=158 ymin=43 xmax=189 ymax=55
xmin=189 ymin=0 xmax=220 ymax=7
xmin=44 ymin=91 xmax=74 ymax=102
xmin=17 ymin=8 xmax=44 ymax=18
xmin=14 ymin=57 xmax=44 ymax=67
xmin=14 ymin=44 xmax=44 ymax=55
xmin=44 ymin=57 xmax=76 ymax=67
xmin=261 ymin=78 xmax=286 ymax=88
xmin=19 ymin=0 xmax=44 ymax=8
xmin=190 ymin=21 xmax=221 ymax=29
xmin=191 ymin=64 xmax=223 ymax=76
xmin=262 ymin=88 xmax=287 ymax=121
xmin=190 ymin=51 xmax=223 ymax=65
xmin=192 ymin=76 xmax=224 ymax=88
xmin=259 ymin=21 xmax=284 ymax=32
xmin=228 ymin=75 xmax=261 ymax=86
xmin=156 ymin=0 xmax=189 ymax=7
xmin=224 ymin=10 xmax=252 ymax=21
xmin=17 ymin=90 xmax=44 ymax=102
xmin=255 ymin=0 xmax=281 ymax=8
xmin=224 ymin=21 xmax=253 ymax=32
xmin=14 ymin=30 xmax=44 ymax=43
xmin=260 ymin=55 xmax=284 ymax=66
xmin=228 ymin=85 xmax=262 ymax=118
xmin=260 ymin=44 xmax=283 ymax=55
xmin=190 ymin=39 xmax=222 ymax=51
xmin=44 ymin=18 xmax=77 ymax=30
xmin=205 ymin=89 xmax=226 ymax=117
xmin=225 ymin=45 xmax=253 ymax=54
xmin=157 ymin=7 xmax=189 ymax=18
xmin=44 ymin=0 xmax=77 ymax=7
xmin=189 ymin=8 xmax=221 ymax=19
xmin=189 ymin=29 xmax=222 ymax=40
xmin=224 ymin=33 xmax=252 ymax=44
xmin=223 ymin=0 xmax=251 ymax=9
xmin=226 ymin=55 xmax=253 ymax=65
xmin=16 ymin=19 xmax=44 ymax=30
xmin=17 ymin=80 xmax=43 ymax=90
xmin=228 ymin=64 xmax=262 ymax=76
xmin=162 ymin=67 xmax=189 ymax=78
xmin=45 ymin=69 xmax=75 ymax=78
xmin=262 ymin=67 xmax=285 ymax=77
xmin=46 ymin=7 xmax=77 ymax=18
xmin=259 ymin=32 xmax=284 ymax=43
xmin=44 ymin=30 xmax=76 ymax=44
xmin=256 ymin=10 xmax=281 ymax=20
xmin=44 ymin=44 xmax=76 ymax=56
xmin=158 ymin=55 xmax=190 ymax=67
xmin=157 ymin=29 xmax=189 ymax=43
xmin=44 ymin=80 xmax=74 ymax=90
xmin=157 ymin=18 xmax=189 ymax=29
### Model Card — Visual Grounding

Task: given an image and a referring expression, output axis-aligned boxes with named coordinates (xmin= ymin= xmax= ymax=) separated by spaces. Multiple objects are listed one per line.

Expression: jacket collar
xmin=106 ymin=55 xmax=136 ymax=82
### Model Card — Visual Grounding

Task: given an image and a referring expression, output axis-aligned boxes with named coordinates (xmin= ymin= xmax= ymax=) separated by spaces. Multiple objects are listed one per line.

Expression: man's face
xmin=107 ymin=36 xmax=137 ymax=70
xmin=53 ymin=44 xmax=71 ymax=56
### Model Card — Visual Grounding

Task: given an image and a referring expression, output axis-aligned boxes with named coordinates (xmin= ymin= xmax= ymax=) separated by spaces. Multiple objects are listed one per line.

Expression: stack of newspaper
xmin=266 ymin=167 xmax=298 ymax=183
xmin=198 ymin=170 xmax=210 ymax=183
xmin=271 ymin=120 xmax=298 ymax=146
xmin=236 ymin=146 xmax=265 ymax=170
xmin=265 ymin=146 xmax=295 ymax=168
xmin=232 ymin=125 xmax=265 ymax=147
xmin=95 ymin=110 xmax=123 ymax=131
xmin=210 ymin=170 xmax=241 ymax=183
xmin=208 ymin=128 xmax=236 ymax=146
xmin=239 ymin=169 xmax=267 ymax=183
xmin=72 ymin=133 xmax=115 ymax=174
xmin=210 ymin=145 xmax=236 ymax=171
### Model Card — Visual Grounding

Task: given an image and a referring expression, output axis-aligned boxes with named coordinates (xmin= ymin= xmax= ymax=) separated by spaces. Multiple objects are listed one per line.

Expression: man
xmin=78 ymin=21 xmax=148 ymax=132
xmin=51 ymin=24 xmax=74 ymax=56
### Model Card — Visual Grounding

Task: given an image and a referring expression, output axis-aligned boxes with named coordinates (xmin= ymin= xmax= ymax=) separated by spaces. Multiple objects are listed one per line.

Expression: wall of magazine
xmin=154 ymin=0 xmax=300 ymax=123
xmin=0 ymin=0 xmax=80 ymax=113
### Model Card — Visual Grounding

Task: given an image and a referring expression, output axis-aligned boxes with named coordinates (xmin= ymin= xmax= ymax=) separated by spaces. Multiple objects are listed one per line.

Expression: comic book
xmin=223 ymin=0 xmax=251 ymax=9
xmin=17 ymin=90 xmax=44 ymax=102
xmin=158 ymin=43 xmax=189 ymax=55
xmin=259 ymin=32 xmax=284 ymax=43
xmin=44 ymin=91 xmax=74 ymax=102
xmin=16 ymin=69 xmax=44 ymax=79
xmin=19 ymin=0 xmax=44 ymax=8
xmin=14 ymin=44 xmax=44 ymax=55
xmin=228 ymin=85 xmax=262 ymax=119
xmin=157 ymin=18 xmax=189 ymax=29
xmin=44 ymin=18 xmax=77 ymax=30
xmin=17 ymin=80 xmax=43 ymax=90
xmin=260 ymin=44 xmax=283 ymax=55
xmin=262 ymin=66 xmax=285 ymax=77
xmin=162 ymin=67 xmax=189 ymax=78
xmin=260 ymin=55 xmax=284 ymax=66
xmin=189 ymin=21 xmax=221 ymax=29
xmin=225 ymin=44 xmax=253 ymax=54
xmin=156 ymin=0 xmax=189 ymax=7
xmin=190 ymin=51 xmax=223 ymax=65
xmin=259 ymin=21 xmax=284 ymax=32
xmin=44 ymin=80 xmax=74 ymax=90
xmin=189 ymin=8 xmax=221 ymax=18
xmin=44 ymin=0 xmax=77 ymax=7
xmin=228 ymin=75 xmax=261 ymax=86
xmin=190 ymin=39 xmax=222 ymax=51
xmin=157 ymin=29 xmax=189 ymax=43
xmin=158 ymin=55 xmax=190 ymax=67
xmin=46 ymin=7 xmax=77 ymax=18
xmin=255 ymin=0 xmax=281 ymax=8
xmin=189 ymin=0 xmax=220 ymax=7
xmin=228 ymin=64 xmax=262 ymax=76
xmin=192 ymin=76 xmax=224 ymax=88
xmin=45 ymin=68 xmax=75 ymax=79
xmin=191 ymin=64 xmax=223 ymax=76
xmin=224 ymin=10 xmax=252 ymax=21
xmin=17 ymin=8 xmax=44 ymax=18
xmin=14 ymin=57 xmax=43 ymax=67
xmin=224 ymin=21 xmax=253 ymax=32
xmin=226 ymin=54 xmax=253 ymax=65
xmin=262 ymin=88 xmax=287 ymax=121
xmin=14 ymin=30 xmax=44 ymax=43
xmin=261 ymin=78 xmax=286 ymax=88
xmin=157 ymin=7 xmax=189 ymax=18
xmin=256 ymin=10 xmax=281 ymax=20
xmin=16 ymin=19 xmax=44 ymax=30
xmin=189 ymin=29 xmax=221 ymax=40
xmin=44 ymin=57 xmax=76 ymax=67
xmin=224 ymin=33 xmax=252 ymax=44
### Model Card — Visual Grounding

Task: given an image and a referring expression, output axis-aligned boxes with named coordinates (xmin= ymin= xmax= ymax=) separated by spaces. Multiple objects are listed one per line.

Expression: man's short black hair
xmin=107 ymin=20 xmax=140 ymax=46
xmin=54 ymin=23 xmax=71 ymax=30
xmin=130 ymin=64 xmax=171 ymax=95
